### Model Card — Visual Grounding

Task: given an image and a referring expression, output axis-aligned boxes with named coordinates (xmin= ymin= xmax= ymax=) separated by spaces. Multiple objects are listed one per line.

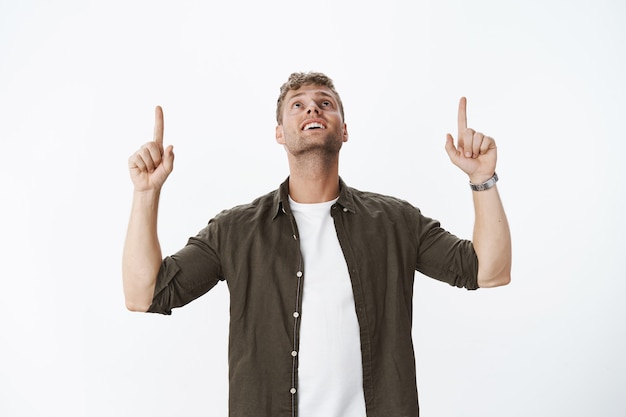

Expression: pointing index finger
xmin=457 ymin=96 xmax=467 ymax=138
xmin=154 ymin=106 xmax=164 ymax=146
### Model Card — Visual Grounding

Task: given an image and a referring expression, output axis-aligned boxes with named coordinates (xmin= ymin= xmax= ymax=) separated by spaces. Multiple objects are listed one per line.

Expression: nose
xmin=306 ymin=100 xmax=320 ymax=114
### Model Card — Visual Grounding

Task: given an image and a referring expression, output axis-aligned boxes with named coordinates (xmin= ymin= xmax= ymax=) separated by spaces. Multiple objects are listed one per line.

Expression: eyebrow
xmin=287 ymin=91 xmax=336 ymax=102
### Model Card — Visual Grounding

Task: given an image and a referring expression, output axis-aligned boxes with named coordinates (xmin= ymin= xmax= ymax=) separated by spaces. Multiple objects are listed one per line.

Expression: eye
xmin=321 ymin=101 xmax=331 ymax=107
xmin=292 ymin=102 xmax=303 ymax=109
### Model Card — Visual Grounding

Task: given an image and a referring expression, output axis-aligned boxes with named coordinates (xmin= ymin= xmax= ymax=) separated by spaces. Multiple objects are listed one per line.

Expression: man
xmin=123 ymin=72 xmax=511 ymax=417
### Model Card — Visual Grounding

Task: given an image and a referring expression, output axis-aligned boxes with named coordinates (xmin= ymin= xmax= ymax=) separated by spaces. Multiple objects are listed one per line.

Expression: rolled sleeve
xmin=414 ymin=211 xmax=479 ymax=290
xmin=148 ymin=222 xmax=224 ymax=315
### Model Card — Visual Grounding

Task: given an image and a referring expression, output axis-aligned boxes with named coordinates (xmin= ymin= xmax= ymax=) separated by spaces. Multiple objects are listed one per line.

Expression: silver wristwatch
xmin=469 ymin=172 xmax=498 ymax=191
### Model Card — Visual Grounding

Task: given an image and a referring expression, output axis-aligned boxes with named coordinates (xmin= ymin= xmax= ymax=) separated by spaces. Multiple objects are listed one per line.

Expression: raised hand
xmin=445 ymin=97 xmax=497 ymax=184
xmin=128 ymin=106 xmax=175 ymax=192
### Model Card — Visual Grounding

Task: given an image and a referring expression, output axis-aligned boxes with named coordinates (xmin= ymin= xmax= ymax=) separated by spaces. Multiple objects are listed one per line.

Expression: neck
xmin=287 ymin=155 xmax=340 ymax=203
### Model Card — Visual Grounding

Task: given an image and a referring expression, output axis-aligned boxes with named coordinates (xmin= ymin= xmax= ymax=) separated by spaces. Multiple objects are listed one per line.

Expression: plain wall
xmin=1 ymin=0 xmax=625 ymax=416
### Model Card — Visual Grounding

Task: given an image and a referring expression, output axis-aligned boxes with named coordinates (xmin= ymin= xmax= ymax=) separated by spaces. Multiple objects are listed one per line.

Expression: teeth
xmin=304 ymin=122 xmax=325 ymax=130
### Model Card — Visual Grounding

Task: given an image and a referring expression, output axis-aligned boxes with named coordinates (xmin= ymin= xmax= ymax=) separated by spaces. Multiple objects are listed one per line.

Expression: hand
xmin=445 ymin=97 xmax=497 ymax=184
xmin=128 ymin=106 xmax=175 ymax=192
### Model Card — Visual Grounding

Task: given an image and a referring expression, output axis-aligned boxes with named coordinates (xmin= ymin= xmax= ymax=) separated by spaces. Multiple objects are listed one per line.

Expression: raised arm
xmin=122 ymin=106 xmax=175 ymax=311
xmin=445 ymin=97 xmax=511 ymax=288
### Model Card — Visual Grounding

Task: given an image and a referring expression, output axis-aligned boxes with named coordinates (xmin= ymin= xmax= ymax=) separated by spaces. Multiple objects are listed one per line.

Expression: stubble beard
xmin=287 ymin=128 xmax=344 ymax=164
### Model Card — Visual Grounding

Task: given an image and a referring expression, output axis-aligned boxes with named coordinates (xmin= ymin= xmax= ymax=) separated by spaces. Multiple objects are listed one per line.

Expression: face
xmin=275 ymin=84 xmax=348 ymax=158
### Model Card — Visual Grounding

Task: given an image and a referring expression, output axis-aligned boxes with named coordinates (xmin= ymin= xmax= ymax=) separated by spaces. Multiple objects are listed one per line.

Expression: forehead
xmin=284 ymin=84 xmax=338 ymax=102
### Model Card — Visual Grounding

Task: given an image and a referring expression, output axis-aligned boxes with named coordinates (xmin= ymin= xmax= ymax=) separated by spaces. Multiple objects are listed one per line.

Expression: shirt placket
xmin=284 ymin=206 xmax=304 ymax=417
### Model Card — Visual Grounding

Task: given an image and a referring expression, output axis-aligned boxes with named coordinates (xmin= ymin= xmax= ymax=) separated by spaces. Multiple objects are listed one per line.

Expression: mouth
xmin=301 ymin=119 xmax=327 ymax=131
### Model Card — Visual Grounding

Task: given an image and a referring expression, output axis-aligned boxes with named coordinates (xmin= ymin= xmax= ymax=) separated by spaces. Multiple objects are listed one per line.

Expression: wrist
xmin=469 ymin=172 xmax=498 ymax=191
xmin=132 ymin=188 xmax=162 ymax=206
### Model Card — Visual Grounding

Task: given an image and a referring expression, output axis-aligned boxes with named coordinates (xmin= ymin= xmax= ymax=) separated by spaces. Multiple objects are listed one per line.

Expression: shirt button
xmin=291 ymin=350 xmax=298 ymax=357
xmin=296 ymin=271 xmax=303 ymax=278
xmin=290 ymin=388 xmax=297 ymax=394
xmin=293 ymin=312 xmax=299 ymax=318
xmin=343 ymin=207 xmax=348 ymax=212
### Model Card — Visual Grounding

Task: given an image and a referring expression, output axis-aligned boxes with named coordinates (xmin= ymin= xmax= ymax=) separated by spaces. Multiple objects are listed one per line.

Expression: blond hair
xmin=276 ymin=72 xmax=345 ymax=124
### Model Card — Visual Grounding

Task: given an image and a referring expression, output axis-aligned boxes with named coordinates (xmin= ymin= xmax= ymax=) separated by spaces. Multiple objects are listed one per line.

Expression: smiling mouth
xmin=302 ymin=122 xmax=326 ymax=130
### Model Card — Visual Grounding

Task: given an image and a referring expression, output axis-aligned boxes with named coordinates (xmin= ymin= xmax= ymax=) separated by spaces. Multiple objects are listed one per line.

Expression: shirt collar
xmin=272 ymin=176 xmax=356 ymax=220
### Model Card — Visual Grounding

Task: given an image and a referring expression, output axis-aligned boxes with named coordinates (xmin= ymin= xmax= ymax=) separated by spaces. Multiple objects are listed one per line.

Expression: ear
xmin=342 ymin=123 xmax=349 ymax=143
xmin=275 ymin=125 xmax=285 ymax=144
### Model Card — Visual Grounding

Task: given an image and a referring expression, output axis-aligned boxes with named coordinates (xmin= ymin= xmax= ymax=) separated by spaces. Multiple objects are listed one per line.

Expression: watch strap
xmin=469 ymin=172 xmax=498 ymax=191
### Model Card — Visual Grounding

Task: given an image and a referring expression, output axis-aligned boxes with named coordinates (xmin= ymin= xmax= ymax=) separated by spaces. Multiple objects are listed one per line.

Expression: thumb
xmin=162 ymin=145 xmax=175 ymax=173
xmin=445 ymin=133 xmax=458 ymax=161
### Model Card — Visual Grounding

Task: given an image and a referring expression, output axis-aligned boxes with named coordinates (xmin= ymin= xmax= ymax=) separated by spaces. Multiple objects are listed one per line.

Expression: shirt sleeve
xmin=412 ymin=208 xmax=479 ymax=290
xmin=148 ymin=219 xmax=224 ymax=315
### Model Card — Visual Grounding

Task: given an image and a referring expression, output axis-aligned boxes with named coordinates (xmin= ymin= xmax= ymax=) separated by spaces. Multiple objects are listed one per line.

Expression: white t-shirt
xmin=289 ymin=197 xmax=367 ymax=417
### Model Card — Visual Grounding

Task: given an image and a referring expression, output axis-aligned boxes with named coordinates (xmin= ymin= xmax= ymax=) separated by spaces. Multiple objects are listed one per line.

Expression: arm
xmin=445 ymin=97 xmax=511 ymax=288
xmin=122 ymin=106 xmax=175 ymax=311
xmin=470 ymin=182 xmax=511 ymax=287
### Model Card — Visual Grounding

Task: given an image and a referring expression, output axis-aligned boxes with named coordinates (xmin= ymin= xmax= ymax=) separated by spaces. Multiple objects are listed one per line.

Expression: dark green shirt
xmin=149 ymin=177 xmax=479 ymax=417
